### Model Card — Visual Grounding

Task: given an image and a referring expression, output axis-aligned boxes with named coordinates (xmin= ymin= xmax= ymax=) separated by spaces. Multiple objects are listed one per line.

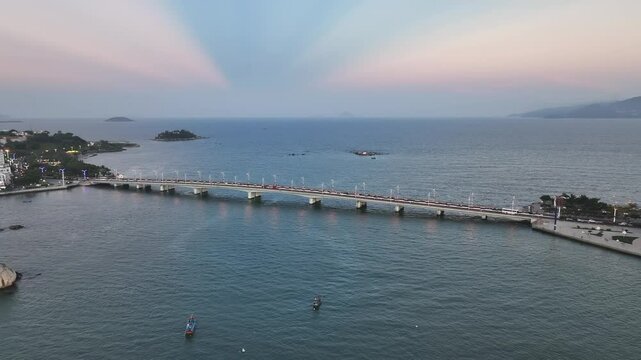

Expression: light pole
xmin=291 ymin=179 xmax=294 ymax=187
xmin=331 ymin=179 xmax=335 ymax=190
xmin=209 ymin=174 xmax=212 ymax=183
xmin=262 ymin=177 xmax=265 ymax=186
xmin=433 ymin=189 xmax=436 ymax=201
xmin=301 ymin=177 xmax=305 ymax=187
xmin=355 ymin=185 xmax=358 ymax=196
xmin=272 ymin=174 xmax=277 ymax=185
xmin=321 ymin=182 xmax=325 ymax=192
xmin=81 ymin=169 xmax=88 ymax=180
xmin=362 ymin=182 xmax=366 ymax=194
xmin=153 ymin=170 xmax=158 ymax=180
xmin=174 ymin=170 xmax=179 ymax=181
xmin=197 ymin=171 xmax=202 ymax=181
xmin=396 ymin=185 xmax=400 ymax=199
xmin=184 ymin=172 xmax=187 ymax=182
xmin=390 ymin=189 xmax=393 ymax=201
xmin=234 ymin=175 xmax=237 ymax=183
xmin=221 ymin=171 xmax=225 ymax=182
xmin=59 ymin=168 xmax=65 ymax=185
xmin=246 ymin=172 xmax=250 ymax=182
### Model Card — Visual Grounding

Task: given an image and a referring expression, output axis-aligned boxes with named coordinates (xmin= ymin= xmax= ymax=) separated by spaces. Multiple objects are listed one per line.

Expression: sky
xmin=0 ymin=0 xmax=640 ymax=118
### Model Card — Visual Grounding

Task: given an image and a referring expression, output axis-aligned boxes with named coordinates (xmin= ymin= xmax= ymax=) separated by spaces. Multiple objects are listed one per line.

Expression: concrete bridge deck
xmin=89 ymin=177 xmax=552 ymax=222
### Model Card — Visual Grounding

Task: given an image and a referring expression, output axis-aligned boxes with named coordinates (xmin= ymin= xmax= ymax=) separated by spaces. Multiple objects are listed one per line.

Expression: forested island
xmin=153 ymin=129 xmax=204 ymax=141
xmin=105 ymin=117 xmax=134 ymax=122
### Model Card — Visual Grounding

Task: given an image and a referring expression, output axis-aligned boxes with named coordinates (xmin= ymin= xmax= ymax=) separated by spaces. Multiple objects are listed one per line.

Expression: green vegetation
xmin=540 ymin=193 xmax=640 ymax=222
xmin=2 ymin=131 xmax=137 ymax=188
xmin=154 ymin=129 xmax=202 ymax=141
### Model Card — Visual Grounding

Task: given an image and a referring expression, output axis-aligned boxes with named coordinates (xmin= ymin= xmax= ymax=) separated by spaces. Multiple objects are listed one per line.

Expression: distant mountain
xmin=105 ymin=116 xmax=134 ymax=122
xmin=516 ymin=96 xmax=641 ymax=118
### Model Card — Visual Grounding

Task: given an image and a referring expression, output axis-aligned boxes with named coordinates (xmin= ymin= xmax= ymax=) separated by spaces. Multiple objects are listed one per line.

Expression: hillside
xmin=516 ymin=96 xmax=641 ymax=118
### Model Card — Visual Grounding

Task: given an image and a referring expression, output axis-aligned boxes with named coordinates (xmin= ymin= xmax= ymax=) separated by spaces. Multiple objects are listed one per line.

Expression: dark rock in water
xmin=8 ymin=225 xmax=24 ymax=230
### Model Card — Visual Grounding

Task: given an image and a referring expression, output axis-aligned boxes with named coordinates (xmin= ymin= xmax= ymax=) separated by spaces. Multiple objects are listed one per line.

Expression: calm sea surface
xmin=1 ymin=118 xmax=641 ymax=359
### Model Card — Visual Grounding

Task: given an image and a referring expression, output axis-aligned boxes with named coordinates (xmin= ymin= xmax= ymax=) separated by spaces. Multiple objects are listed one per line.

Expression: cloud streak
xmin=0 ymin=0 xmax=226 ymax=88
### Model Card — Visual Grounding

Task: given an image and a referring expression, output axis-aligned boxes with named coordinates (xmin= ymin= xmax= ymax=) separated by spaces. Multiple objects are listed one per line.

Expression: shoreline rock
xmin=0 ymin=263 xmax=19 ymax=289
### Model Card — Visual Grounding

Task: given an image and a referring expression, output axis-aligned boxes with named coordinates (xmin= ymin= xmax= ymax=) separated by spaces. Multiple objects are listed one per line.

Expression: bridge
xmin=88 ymin=177 xmax=553 ymax=223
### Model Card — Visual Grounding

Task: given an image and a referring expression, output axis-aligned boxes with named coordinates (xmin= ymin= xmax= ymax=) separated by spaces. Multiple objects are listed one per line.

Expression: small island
xmin=351 ymin=150 xmax=386 ymax=157
xmin=154 ymin=129 xmax=205 ymax=141
xmin=105 ymin=117 xmax=134 ymax=122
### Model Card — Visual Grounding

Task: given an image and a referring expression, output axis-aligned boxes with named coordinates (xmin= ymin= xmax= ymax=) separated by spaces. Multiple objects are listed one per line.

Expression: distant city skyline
xmin=0 ymin=0 xmax=640 ymax=118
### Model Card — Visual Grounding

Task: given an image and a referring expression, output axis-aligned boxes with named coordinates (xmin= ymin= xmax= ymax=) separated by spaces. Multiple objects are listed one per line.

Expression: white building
xmin=0 ymin=151 xmax=12 ymax=190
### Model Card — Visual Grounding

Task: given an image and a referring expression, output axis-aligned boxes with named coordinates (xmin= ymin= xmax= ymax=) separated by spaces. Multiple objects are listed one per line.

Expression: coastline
xmin=532 ymin=219 xmax=641 ymax=257
xmin=0 ymin=182 xmax=78 ymax=196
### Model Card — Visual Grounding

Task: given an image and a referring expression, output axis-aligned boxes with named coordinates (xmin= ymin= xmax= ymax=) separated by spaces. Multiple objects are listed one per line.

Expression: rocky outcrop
xmin=0 ymin=263 xmax=19 ymax=289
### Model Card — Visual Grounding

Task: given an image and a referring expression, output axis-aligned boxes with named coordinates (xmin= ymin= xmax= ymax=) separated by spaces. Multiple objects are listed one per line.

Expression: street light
xmin=331 ymin=179 xmax=335 ymax=190
xmin=301 ymin=177 xmax=305 ymax=187
xmin=197 ymin=171 xmax=202 ymax=181
xmin=221 ymin=171 xmax=225 ymax=182
xmin=272 ymin=174 xmax=277 ymax=184
xmin=174 ymin=170 xmax=179 ymax=181
xmin=362 ymin=182 xmax=366 ymax=194
xmin=153 ymin=170 xmax=158 ymax=180
xmin=81 ymin=169 xmax=88 ymax=180
xmin=246 ymin=172 xmax=250 ymax=182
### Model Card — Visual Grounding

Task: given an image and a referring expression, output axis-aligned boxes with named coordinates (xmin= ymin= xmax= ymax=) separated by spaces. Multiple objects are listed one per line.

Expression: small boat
xmin=312 ymin=295 xmax=322 ymax=311
xmin=184 ymin=314 xmax=197 ymax=336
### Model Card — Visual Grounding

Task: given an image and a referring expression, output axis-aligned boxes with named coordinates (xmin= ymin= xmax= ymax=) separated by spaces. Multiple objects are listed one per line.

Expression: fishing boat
xmin=184 ymin=314 xmax=196 ymax=336
xmin=312 ymin=295 xmax=322 ymax=311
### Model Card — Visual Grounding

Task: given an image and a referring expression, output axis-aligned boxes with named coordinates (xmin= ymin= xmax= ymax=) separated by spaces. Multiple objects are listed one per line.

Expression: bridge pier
xmin=394 ymin=205 xmax=404 ymax=214
xmin=308 ymin=197 xmax=321 ymax=206
xmin=356 ymin=200 xmax=367 ymax=210
xmin=159 ymin=185 xmax=175 ymax=193
xmin=481 ymin=215 xmax=488 ymax=220
xmin=193 ymin=187 xmax=208 ymax=196
xmin=247 ymin=191 xmax=261 ymax=200
xmin=136 ymin=184 xmax=146 ymax=191
xmin=436 ymin=210 xmax=444 ymax=217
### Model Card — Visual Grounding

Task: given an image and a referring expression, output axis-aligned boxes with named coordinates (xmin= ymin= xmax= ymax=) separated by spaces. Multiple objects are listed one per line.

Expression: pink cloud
xmin=323 ymin=1 xmax=641 ymax=92
xmin=0 ymin=0 xmax=226 ymax=88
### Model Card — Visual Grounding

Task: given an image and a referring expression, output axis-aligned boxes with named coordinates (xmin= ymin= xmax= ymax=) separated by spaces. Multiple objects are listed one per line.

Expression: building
xmin=0 ymin=151 xmax=12 ymax=190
